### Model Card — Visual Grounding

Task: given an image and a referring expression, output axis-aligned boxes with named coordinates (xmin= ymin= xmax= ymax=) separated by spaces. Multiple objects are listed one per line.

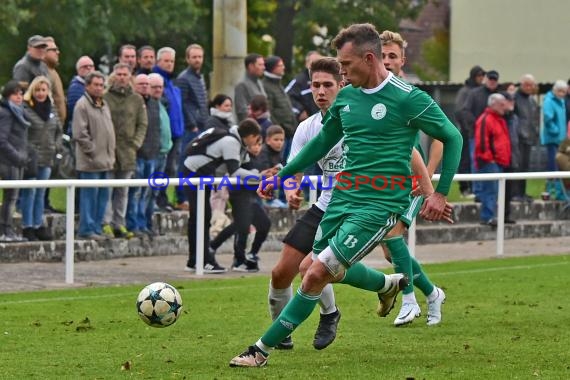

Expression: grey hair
xmin=148 ymin=73 xmax=164 ymax=84
xmin=520 ymin=73 xmax=535 ymax=84
xmin=487 ymin=93 xmax=505 ymax=106
xmin=553 ymin=80 xmax=568 ymax=91
xmin=157 ymin=47 xmax=176 ymax=61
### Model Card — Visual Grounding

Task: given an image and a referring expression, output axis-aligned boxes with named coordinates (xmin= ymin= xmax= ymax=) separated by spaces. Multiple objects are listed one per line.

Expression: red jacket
xmin=474 ymin=107 xmax=511 ymax=169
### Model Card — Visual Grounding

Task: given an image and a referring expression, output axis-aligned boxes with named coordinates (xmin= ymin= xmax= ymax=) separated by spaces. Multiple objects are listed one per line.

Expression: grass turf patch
xmin=1 ymin=254 xmax=569 ymax=379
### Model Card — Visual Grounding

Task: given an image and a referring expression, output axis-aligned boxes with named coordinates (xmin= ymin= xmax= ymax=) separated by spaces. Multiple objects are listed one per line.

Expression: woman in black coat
xmin=0 ymin=80 xmax=31 ymax=242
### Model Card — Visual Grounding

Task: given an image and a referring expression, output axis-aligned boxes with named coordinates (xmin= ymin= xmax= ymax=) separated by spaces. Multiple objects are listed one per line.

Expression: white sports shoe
xmin=229 ymin=345 xmax=268 ymax=367
xmin=426 ymin=287 xmax=446 ymax=326
xmin=377 ymin=274 xmax=409 ymax=317
xmin=393 ymin=302 xmax=421 ymax=326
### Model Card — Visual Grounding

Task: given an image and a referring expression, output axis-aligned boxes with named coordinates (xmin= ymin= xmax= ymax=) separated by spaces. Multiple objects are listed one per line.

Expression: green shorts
xmin=313 ymin=205 xmax=399 ymax=268
xmin=399 ymin=195 xmax=423 ymax=227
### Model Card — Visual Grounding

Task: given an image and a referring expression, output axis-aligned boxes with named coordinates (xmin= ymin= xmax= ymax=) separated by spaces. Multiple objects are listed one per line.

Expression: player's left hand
xmin=420 ymin=192 xmax=453 ymax=223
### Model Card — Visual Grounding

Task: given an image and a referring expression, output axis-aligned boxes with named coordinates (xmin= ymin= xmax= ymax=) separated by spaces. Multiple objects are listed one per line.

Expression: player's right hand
xmin=257 ymin=175 xmax=279 ymax=199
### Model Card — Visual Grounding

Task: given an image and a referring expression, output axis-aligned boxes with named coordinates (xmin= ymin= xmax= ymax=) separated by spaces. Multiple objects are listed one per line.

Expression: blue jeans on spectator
xmin=126 ymin=158 xmax=157 ymax=232
xmin=477 ymin=162 xmax=502 ymax=222
xmin=176 ymin=129 xmax=199 ymax=204
xmin=78 ymin=171 xmax=110 ymax=236
xmin=21 ymin=166 xmax=52 ymax=228
xmin=469 ymin=138 xmax=482 ymax=197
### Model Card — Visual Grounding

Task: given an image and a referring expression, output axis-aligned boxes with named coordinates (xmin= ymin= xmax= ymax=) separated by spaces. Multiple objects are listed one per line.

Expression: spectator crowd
xmin=1 ymin=35 xmax=569 ymax=272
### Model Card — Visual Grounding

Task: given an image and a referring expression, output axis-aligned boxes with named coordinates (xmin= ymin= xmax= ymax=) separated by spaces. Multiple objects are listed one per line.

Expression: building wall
xmin=450 ymin=0 xmax=570 ymax=83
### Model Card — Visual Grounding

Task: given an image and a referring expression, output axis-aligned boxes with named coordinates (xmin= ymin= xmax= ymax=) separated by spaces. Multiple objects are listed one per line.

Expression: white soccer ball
xmin=136 ymin=282 xmax=183 ymax=327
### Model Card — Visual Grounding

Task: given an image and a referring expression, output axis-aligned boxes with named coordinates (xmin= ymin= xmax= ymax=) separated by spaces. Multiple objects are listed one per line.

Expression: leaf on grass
xmin=463 ymin=344 xmax=470 ymax=350
xmin=31 ymin=321 xmax=41 ymax=327
xmin=61 ymin=320 xmax=74 ymax=326
xmin=80 ymin=317 xmax=90 ymax=324
xmin=165 ymin=358 xmax=174 ymax=364
xmin=121 ymin=361 xmax=132 ymax=371
xmin=76 ymin=317 xmax=93 ymax=332
xmin=511 ymin=336 xmax=521 ymax=341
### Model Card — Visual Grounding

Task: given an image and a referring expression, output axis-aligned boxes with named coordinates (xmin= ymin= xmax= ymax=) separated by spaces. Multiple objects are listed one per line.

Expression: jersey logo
xmin=342 ymin=104 xmax=351 ymax=113
xmin=371 ymin=103 xmax=387 ymax=120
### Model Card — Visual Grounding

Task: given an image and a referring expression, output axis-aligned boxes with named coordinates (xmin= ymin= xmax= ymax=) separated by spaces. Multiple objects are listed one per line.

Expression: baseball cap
xmin=486 ymin=70 xmax=499 ymax=81
xmin=28 ymin=35 xmax=48 ymax=48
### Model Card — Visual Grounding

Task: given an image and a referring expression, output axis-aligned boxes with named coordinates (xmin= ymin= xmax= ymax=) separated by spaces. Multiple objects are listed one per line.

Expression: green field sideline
xmin=1 ymin=254 xmax=568 ymax=379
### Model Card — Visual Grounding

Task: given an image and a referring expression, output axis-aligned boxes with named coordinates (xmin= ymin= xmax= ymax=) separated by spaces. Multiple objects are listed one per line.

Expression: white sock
xmin=427 ymin=287 xmax=440 ymax=303
xmin=318 ymin=283 xmax=337 ymax=315
xmin=402 ymin=292 xmax=418 ymax=305
xmin=255 ymin=339 xmax=271 ymax=355
xmin=268 ymin=281 xmax=293 ymax=320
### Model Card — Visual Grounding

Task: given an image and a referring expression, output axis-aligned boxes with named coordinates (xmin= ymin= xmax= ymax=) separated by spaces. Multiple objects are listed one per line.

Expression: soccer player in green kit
xmin=379 ymin=29 xmax=447 ymax=327
xmin=230 ymin=23 xmax=462 ymax=368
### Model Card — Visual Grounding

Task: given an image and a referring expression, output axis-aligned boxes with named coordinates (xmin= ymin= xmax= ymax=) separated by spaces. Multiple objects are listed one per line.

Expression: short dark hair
xmin=118 ymin=44 xmax=136 ymax=57
xmin=244 ymin=53 xmax=262 ymax=68
xmin=249 ymin=95 xmax=268 ymax=112
xmin=84 ymin=71 xmax=105 ymax=85
xmin=238 ymin=118 xmax=261 ymax=138
xmin=266 ymin=125 xmax=285 ymax=138
xmin=331 ymin=23 xmax=382 ymax=58
xmin=209 ymin=93 xmax=232 ymax=109
xmin=310 ymin=57 xmax=342 ymax=83
xmin=137 ymin=45 xmax=155 ymax=58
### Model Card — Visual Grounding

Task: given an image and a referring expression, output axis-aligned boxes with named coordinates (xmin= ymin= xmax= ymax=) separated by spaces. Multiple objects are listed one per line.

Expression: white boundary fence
xmin=1 ymin=171 xmax=569 ymax=284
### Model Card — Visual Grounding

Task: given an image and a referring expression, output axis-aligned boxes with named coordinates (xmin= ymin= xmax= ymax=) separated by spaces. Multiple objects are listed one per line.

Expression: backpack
xmin=53 ymin=134 xmax=76 ymax=179
xmin=184 ymin=126 xmax=239 ymax=159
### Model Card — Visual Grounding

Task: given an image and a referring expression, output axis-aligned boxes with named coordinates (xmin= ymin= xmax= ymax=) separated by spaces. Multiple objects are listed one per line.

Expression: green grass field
xmin=1 ymin=254 xmax=569 ymax=379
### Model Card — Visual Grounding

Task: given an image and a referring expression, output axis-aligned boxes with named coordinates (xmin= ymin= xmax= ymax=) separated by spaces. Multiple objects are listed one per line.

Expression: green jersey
xmin=279 ymin=72 xmax=462 ymax=214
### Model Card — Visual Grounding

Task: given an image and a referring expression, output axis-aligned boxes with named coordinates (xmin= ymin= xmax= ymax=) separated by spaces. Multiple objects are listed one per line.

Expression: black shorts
xmin=282 ymin=204 xmax=325 ymax=255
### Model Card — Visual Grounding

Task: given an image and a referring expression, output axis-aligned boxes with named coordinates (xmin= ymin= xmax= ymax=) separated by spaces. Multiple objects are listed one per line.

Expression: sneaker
xmin=426 ymin=287 xmax=446 ymax=326
xmin=313 ymin=308 xmax=341 ymax=350
xmin=203 ymin=262 xmax=227 ymax=274
xmin=3 ymin=227 xmax=27 ymax=242
xmin=101 ymin=224 xmax=115 ymax=239
xmin=114 ymin=225 xmax=134 ymax=239
xmin=229 ymin=345 xmax=268 ymax=367
xmin=35 ymin=226 xmax=53 ymax=241
xmin=232 ymin=261 xmax=259 ymax=273
xmin=393 ymin=303 xmax=421 ymax=326
xmin=22 ymin=227 xmax=38 ymax=242
xmin=275 ymin=336 xmax=294 ymax=350
xmin=246 ymin=252 xmax=260 ymax=262
xmin=480 ymin=218 xmax=497 ymax=227
xmin=377 ymin=274 xmax=409 ymax=317
xmin=184 ymin=266 xmax=195 ymax=272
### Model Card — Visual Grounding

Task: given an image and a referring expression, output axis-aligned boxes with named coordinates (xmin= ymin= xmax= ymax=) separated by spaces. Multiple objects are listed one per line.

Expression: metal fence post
xmin=195 ymin=187 xmax=205 ymax=275
xmin=496 ymin=178 xmax=506 ymax=257
xmin=65 ymin=185 xmax=76 ymax=284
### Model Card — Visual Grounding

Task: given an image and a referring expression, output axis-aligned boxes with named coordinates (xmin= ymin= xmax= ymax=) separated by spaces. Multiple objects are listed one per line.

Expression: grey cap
xmin=28 ymin=35 xmax=48 ymax=48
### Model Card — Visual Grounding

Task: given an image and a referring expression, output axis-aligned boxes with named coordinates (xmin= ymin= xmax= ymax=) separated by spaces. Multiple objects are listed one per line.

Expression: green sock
xmin=339 ymin=262 xmax=385 ymax=292
xmin=411 ymin=256 xmax=435 ymax=296
xmin=260 ymin=287 xmax=319 ymax=348
xmin=384 ymin=236 xmax=414 ymax=294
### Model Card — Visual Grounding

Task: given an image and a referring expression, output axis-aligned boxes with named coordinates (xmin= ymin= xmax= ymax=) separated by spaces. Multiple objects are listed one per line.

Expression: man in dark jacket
xmin=513 ymin=74 xmax=540 ymax=201
xmin=12 ymin=35 xmax=50 ymax=88
xmin=474 ymin=93 xmax=511 ymax=226
xmin=126 ymin=74 xmax=161 ymax=236
xmin=262 ymin=56 xmax=297 ymax=140
xmin=461 ymin=69 xmax=500 ymax=198
xmin=285 ymin=51 xmax=322 ymax=123
xmin=453 ymin=65 xmax=485 ymax=197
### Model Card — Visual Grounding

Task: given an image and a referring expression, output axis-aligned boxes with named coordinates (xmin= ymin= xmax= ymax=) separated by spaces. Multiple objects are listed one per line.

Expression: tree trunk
xmin=272 ymin=0 xmax=297 ymax=75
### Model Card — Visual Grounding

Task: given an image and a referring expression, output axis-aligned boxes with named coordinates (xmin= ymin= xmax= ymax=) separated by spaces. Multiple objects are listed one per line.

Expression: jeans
xmin=154 ymin=153 xmax=169 ymax=209
xmin=20 ymin=166 xmax=52 ymax=228
xmin=0 ymin=166 xmax=24 ymax=234
xmin=78 ymin=171 xmax=110 ymax=236
xmin=126 ymin=158 xmax=157 ymax=231
xmin=477 ymin=162 xmax=502 ymax=222
xmin=469 ymin=138 xmax=482 ymax=196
